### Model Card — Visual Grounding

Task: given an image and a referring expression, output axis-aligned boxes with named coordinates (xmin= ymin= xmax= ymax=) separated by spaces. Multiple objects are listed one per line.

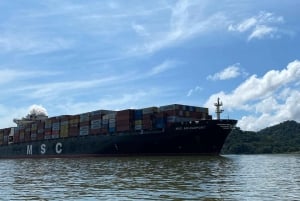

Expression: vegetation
xmin=221 ymin=120 xmax=300 ymax=154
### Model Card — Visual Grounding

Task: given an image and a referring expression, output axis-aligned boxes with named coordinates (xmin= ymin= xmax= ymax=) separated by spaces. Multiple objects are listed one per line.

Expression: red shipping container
xmin=142 ymin=120 xmax=153 ymax=130
xmin=116 ymin=109 xmax=134 ymax=121
xmin=13 ymin=133 xmax=20 ymax=143
xmin=80 ymin=121 xmax=90 ymax=127
xmin=69 ymin=128 xmax=79 ymax=136
xmin=37 ymin=122 xmax=45 ymax=129
xmin=24 ymin=133 xmax=31 ymax=142
xmin=69 ymin=123 xmax=79 ymax=128
xmin=37 ymin=132 xmax=45 ymax=140
xmin=45 ymin=129 xmax=52 ymax=135
xmin=100 ymin=128 xmax=108 ymax=134
xmin=116 ymin=125 xmax=132 ymax=132
xmin=89 ymin=128 xmax=101 ymax=135
xmin=52 ymin=130 xmax=59 ymax=135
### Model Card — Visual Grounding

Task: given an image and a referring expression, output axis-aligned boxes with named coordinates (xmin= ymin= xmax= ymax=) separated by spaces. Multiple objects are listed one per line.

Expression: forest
xmin=221 ymin=120 xmax=300 ymax=154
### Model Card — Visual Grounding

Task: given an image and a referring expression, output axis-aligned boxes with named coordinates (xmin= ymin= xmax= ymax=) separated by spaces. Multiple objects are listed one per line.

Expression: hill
xmin=221 ymin=120 xmax=300 ymax=154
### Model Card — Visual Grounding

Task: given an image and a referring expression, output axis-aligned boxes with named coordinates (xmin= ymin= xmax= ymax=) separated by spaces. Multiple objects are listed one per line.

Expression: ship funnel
xmin=214 ymin=98 xmax=224 ymax=120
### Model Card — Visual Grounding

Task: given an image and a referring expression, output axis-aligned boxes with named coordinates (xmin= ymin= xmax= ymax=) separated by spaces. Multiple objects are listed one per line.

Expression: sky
xmin=0 ymin=0 xmax=300 ymax=131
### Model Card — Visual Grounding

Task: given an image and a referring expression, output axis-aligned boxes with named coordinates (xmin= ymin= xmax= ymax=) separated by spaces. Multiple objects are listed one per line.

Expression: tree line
xmin=221 ymin=120 xmax=300 ymax=154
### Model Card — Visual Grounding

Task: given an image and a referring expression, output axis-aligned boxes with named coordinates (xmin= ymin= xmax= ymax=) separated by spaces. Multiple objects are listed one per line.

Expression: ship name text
xmin=26 ymin=142 xmax=63 ymax=155
xmin=175 ymin=126 xmax=206 ymax=131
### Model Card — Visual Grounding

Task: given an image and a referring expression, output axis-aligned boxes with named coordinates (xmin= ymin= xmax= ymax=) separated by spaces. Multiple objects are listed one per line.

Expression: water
xmin=0 ymin=155 xmax=299 ymax=200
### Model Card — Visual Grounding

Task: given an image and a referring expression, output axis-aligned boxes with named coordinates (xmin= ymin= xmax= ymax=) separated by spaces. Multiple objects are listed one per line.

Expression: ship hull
xmin=0 ymin=120 xmax=236 ymax=159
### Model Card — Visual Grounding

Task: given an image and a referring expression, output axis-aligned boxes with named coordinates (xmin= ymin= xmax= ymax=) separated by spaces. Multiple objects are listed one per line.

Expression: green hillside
xmin=221 ymin=120 xmax=300 ymax=154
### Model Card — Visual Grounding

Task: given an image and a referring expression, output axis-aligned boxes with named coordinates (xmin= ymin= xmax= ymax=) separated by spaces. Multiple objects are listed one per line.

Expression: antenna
xmin=214 ymin=97 xmax=224 ymax=120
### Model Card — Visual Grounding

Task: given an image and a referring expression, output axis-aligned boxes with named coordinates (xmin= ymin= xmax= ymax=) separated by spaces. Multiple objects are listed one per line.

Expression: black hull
xmin=0 ymin=120 xmax=236 ymax=159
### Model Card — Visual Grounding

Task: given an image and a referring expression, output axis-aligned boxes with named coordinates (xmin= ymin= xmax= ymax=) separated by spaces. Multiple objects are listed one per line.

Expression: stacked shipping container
xmin=69 ymin=115 xmax=79 ymax=137
xmin=0 ymin=104 xmax=210 ymax=145
xmin=116 ymin=109 xmax=134 ymax=132
xmin=134 ymin=110 xmax=143 ymax=131
xmin=90 ymin=110 xmax=101 ymax=135
xmin=80 ymin=113 xmax=90 ymax=136
xmin=37 ymin=122 xmax=45 ymax=140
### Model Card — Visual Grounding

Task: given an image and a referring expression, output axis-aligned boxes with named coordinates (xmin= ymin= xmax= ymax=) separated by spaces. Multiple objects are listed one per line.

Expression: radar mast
xmin=214 ymin=97 xmax=224 ymax=120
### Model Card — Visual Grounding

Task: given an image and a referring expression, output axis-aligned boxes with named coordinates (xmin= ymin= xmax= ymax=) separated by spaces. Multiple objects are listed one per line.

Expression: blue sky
xmin=0 ymin=0 xmax=300 ymax=131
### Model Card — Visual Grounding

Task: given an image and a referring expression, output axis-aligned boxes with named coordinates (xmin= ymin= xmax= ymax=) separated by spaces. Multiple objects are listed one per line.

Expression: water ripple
xmin=0 ymin=155 xmax=299 ymax=200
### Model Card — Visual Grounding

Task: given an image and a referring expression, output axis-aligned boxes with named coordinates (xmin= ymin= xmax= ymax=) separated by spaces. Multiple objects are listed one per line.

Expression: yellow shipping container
xmin=31 ymin=124 xmax=38 ymax=130
xmin=135 ymin=120 xmax=142 ymax=125
xmin=69 ymin=117 xmax=80 ymax=124
xmin=60 ymin=130 xmax=68 ymax=138
xmin=185 ymin=111 xmax=190 ymax=117
xmin=60 ymin=125 xmax=69 ymax=129
xmin=60 ymin=123 xmax=69 ymax=136
xmin=0 ymin=132 xmax=3 ymax=144
xmin=60 ymin=124 xmax=69 ymax=135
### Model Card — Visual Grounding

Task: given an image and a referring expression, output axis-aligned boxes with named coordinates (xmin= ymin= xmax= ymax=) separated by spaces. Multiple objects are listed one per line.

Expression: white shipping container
xmin=109 ymin=123 xmax=116 ymax=128
xmin=80 ymin=126 xmax=89 ymax=131
xmin=91 ymin=124 xmax=101 ymax=129
xmin=79 ymin=130 xmax=89 ymax=136
xmin=52 ymin=134 xmax=59 ymax=139
xmin=102 ymin=119 xmax=109 ymax=125
xmin=91 ymin=110 xmax=114 ymax=116
xmin=44 ymin=135 xmax=51 ymax=140
xmin=61 ymin=121 xmax=69 ymax=126
xmin=109 ymin=118 xmax=116 ymax=123
xmin=135 ymin=125 xmax=142 ymax=130
xmin=103 ymin=113 xmax=116 ymax=120
xmin=31 ymin=133 xmax=37 ymax=139
xmin=142 ymin=107 xmax=158 ymax=114
xmin=52 ymin=125 xmax=60 ymax=131
xmin=91 ymin=119 xmax=101 ymax=125
xmin=160 ymin=104 xmax=179 ymax=111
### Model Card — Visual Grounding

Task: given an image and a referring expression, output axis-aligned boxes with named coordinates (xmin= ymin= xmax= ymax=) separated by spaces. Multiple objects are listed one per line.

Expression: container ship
xmin=0 ymin=99 xmax=237 ymax=158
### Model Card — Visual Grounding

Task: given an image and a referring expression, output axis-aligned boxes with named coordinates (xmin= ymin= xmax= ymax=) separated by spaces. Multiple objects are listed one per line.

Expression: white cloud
xmin=228 ymin=11 xmax=284 ymax=41
xmin=0 ymin=69 xmax=27 ymax=84
xmin=187 ymin=86 xmax=202 ymax=97
xmin=132 ymin=23 xmax=149 ymax=37
xmin=0 ymin=83 xmax=169 ymax=128
xmin=207 ymin=63 xmax=244 ymax=81
xmin=238 ymin=89 xmax=300 ymax=131
xmin=0 ymin=69 xmax=60 ymax=84
xmin=0 ymin=34 xmax=73 ymax=54
xmin=129 ymin=1 xmax=229 ymax=55
xmin=52 ymin=90 xmax=151 ymax=115
xmin=205 ymin=60 xmax=300 ymax=131
xmin=14 ymin=76 xmax=119 ymax=100
xmin=0 ymin=104 xmax=27 ymax=128
xmin=0 ymin=61 xmax=175 ymax=104
xmin=149 ymin=60 xmax=177 ymax=76
xmin=248 ymin=25 xmax=276 ymax=41
xmin=228 ymin=17 xmax=257 ymax=32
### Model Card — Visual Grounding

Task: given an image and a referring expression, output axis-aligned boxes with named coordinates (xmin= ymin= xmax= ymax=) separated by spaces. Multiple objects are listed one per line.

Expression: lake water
xmin=0 ymin=154 xmax=299 ymax=200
